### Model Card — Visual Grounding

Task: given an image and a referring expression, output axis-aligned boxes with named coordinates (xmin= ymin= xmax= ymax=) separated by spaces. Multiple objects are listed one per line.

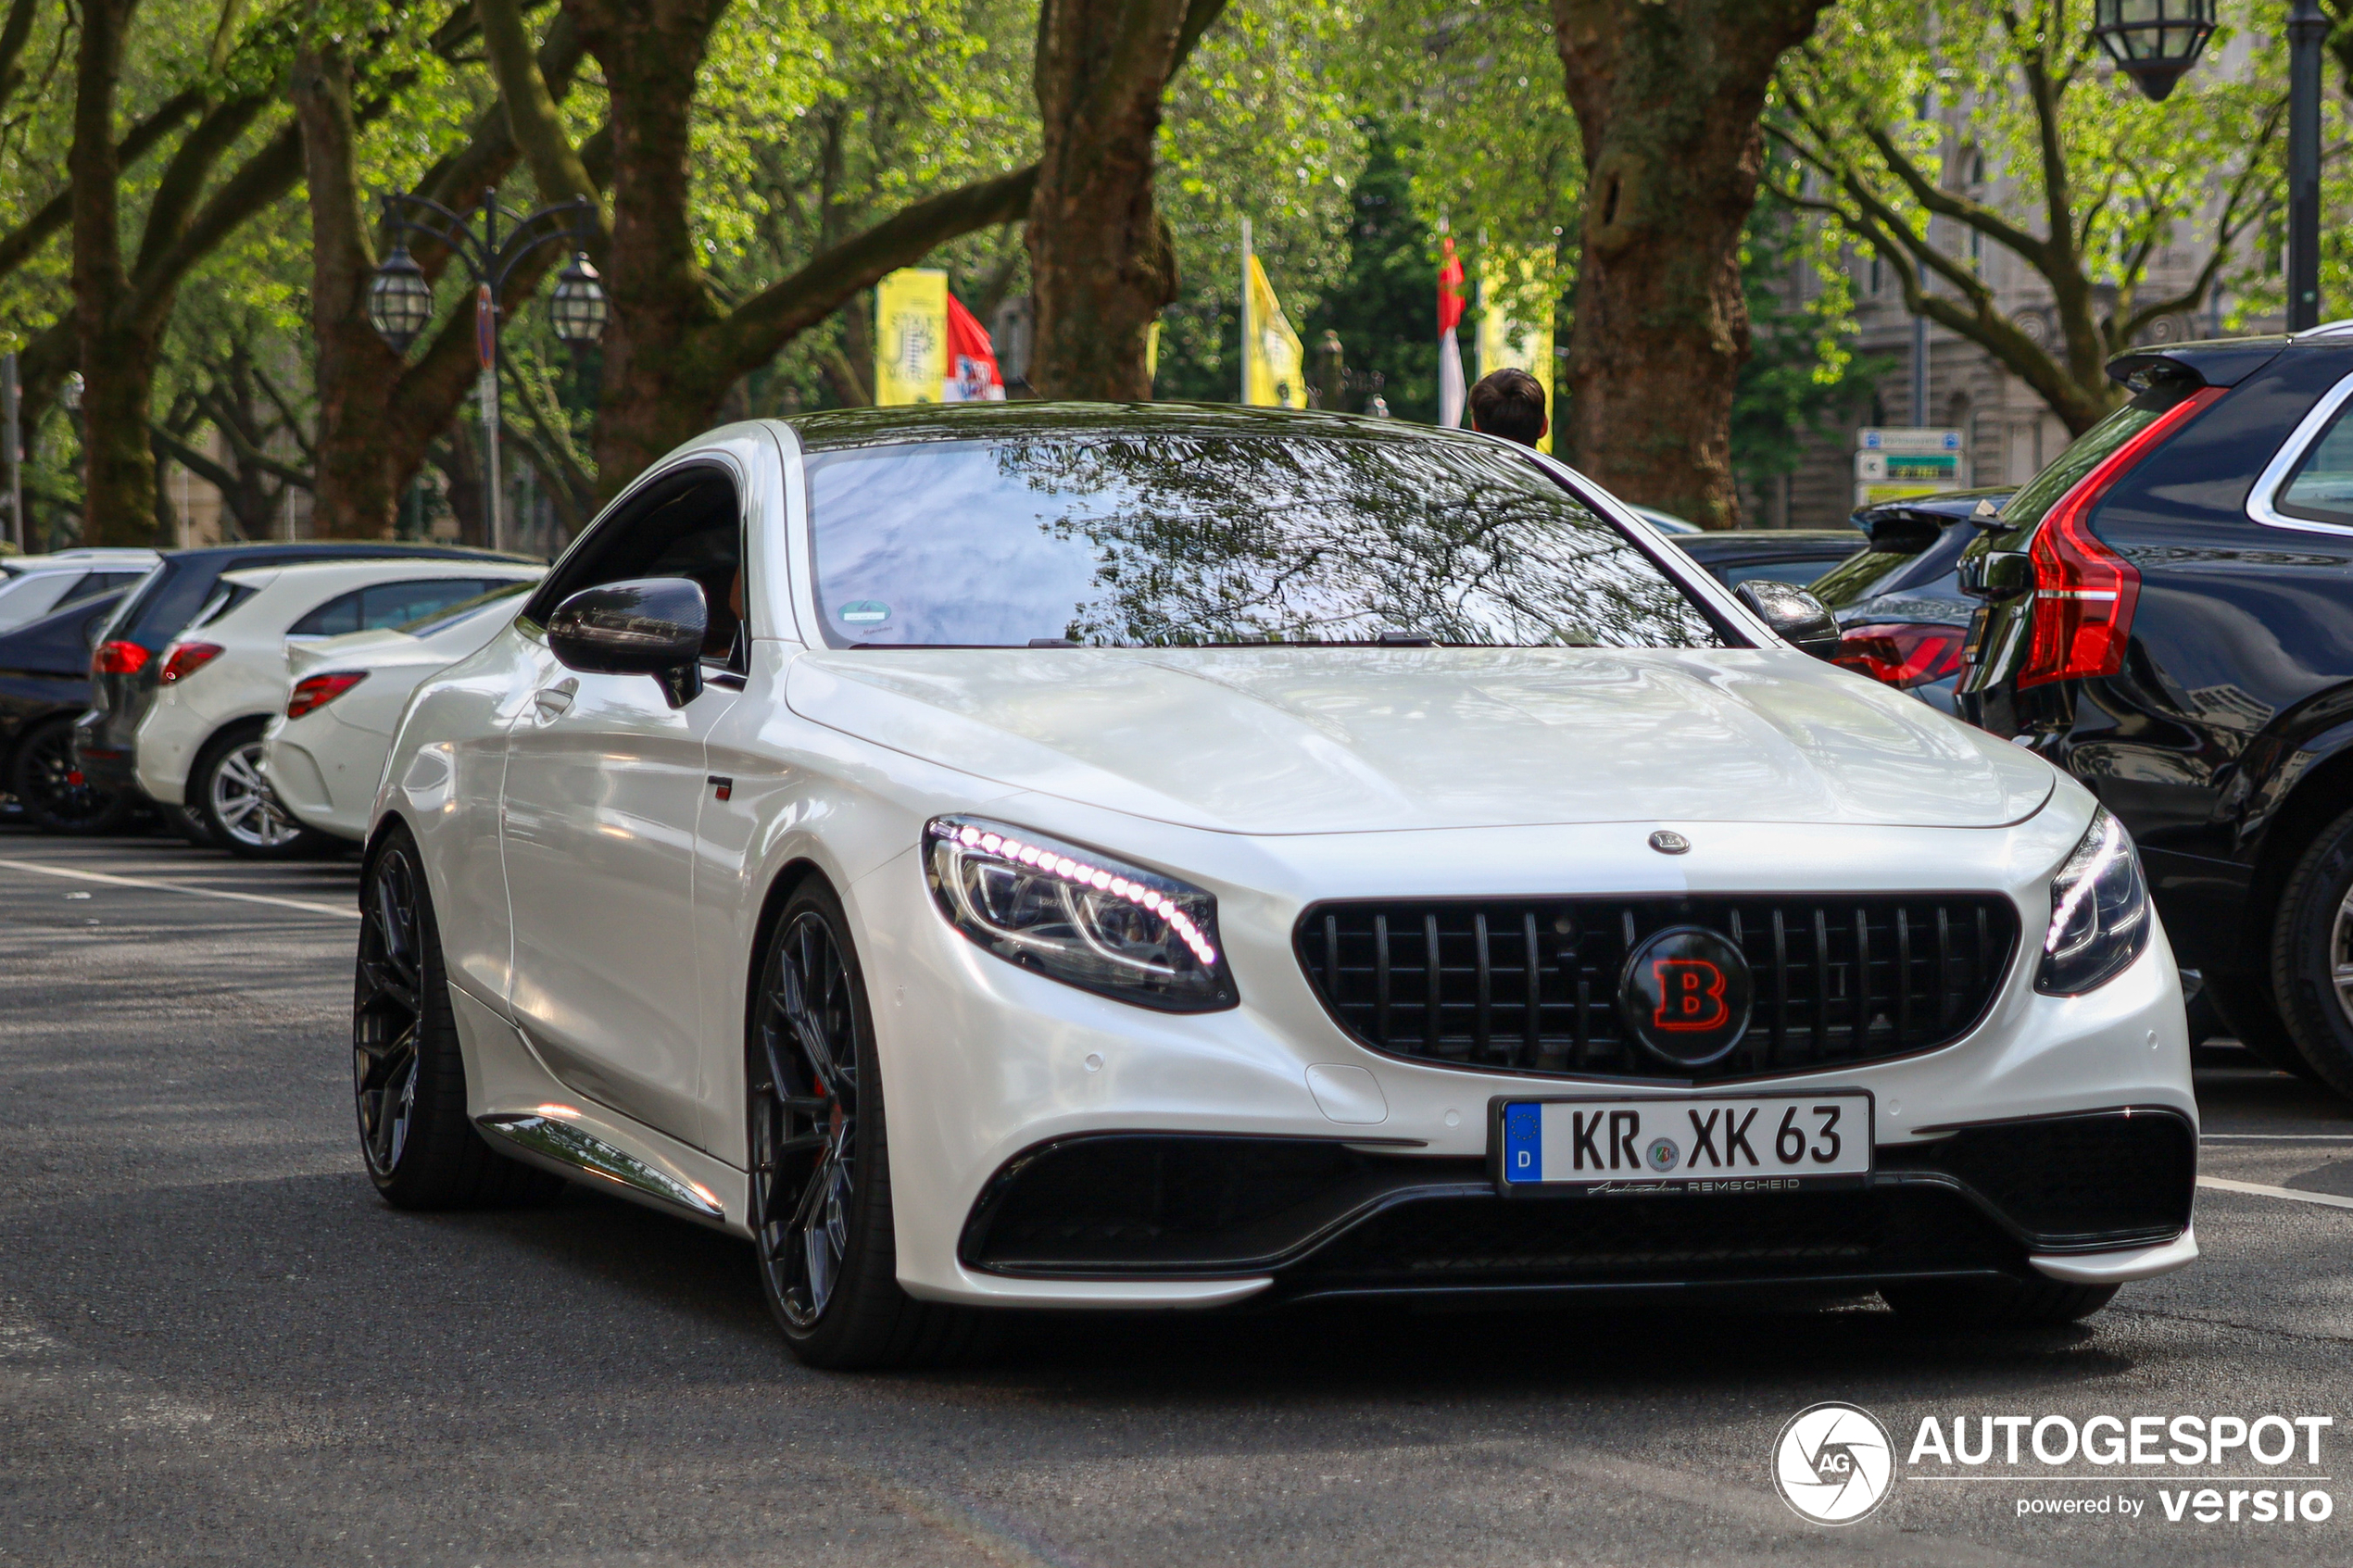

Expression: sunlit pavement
xmin=4 ymin=827 xmax=2350 ymax=1567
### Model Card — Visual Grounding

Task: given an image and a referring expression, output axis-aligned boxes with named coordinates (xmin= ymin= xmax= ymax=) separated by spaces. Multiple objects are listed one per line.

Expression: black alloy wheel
xmin=2270 ymin=802 xmax=2353 ymax=1101
xmin=749 ymin=880 xmax=983 ymax=1369
xmin=1881 ymin=1276 xmax=2120 ymax=1328
xmin=354 ymin=823 xmax=555 ymax=1208
xmin=8 ymin=717 xmax=130 ymax=834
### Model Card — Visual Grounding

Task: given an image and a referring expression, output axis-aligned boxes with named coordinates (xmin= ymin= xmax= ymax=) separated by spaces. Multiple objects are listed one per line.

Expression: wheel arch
xmin=2240 ymin=721 xmax=2353 ymax=970
xmin=742 ymin=856 xmax=830 ymax=1043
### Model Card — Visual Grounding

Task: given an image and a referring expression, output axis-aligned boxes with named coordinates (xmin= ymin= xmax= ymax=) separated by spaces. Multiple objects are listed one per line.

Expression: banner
xmin=1476 ymin=254 xmax=1555 ymax=453
xmin=942 ymin=295 xmax=1005 ymax=402
xmin=1244 ymin=253 xmax=1306 ymax=408
xmin=875 ymin=269 xmax=949 ymax=405
xmin=1437 ymin=234 xmax=1466 ymax=429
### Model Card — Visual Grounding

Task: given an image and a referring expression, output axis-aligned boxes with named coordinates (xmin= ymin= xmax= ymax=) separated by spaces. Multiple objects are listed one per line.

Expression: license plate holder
xmin=1489 ymin=1090 xmax=1874 ymax=1197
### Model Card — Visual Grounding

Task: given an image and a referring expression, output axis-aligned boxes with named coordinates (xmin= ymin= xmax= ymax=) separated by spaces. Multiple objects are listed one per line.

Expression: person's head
xmin=1468 ymin=367 xmax=1547 ymax=447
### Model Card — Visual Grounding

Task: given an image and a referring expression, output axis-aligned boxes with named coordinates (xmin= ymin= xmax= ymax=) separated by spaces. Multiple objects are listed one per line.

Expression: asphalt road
xmin=5 ymin=828 xmax=2353 ymax=1567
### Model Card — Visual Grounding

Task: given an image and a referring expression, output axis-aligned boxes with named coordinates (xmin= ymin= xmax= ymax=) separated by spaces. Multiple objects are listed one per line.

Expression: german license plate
xmin=1491 ymin=1092 xmax=1872 ymax=1195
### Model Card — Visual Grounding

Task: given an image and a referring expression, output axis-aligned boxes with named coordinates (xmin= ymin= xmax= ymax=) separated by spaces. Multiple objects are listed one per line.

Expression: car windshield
xmin=395 ymin=580 xmax=534 ymax=638
xmin=803 ymin=433 xmax=1721 ymax=649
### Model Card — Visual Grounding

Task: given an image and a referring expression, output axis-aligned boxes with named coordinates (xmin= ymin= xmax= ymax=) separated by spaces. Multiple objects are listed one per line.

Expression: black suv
xmin=74 ymin=542 xmax=534 ymax=803
xmin=1957 ymin=330 xmax=2353 ymax=1095
xmin=1813 ymin=486 xmax=2013 ymax=715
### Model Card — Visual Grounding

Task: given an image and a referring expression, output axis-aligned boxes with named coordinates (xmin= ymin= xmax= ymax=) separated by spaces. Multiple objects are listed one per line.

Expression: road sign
xmin=1855 ymin=427 xmax=1967 ymax=509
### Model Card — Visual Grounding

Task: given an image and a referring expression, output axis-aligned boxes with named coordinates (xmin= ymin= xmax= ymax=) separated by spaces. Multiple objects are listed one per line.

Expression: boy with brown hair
xmin=1466 ymin=367 xmax=1546 ymax=447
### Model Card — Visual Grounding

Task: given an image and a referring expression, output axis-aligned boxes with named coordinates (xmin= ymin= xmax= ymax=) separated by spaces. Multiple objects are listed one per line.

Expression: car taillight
xmin=2019 ymin=385 xmax=2224 ymax=689
xmin=157 ymin=642 xmax=223 ymax=684
xmin=92 ymin=639 xmax=150 ymax=677
xmin=285 ymin=671 xmax=368 ymax=720
xmin=1833 ymin=622 xmax=1965 ymax=689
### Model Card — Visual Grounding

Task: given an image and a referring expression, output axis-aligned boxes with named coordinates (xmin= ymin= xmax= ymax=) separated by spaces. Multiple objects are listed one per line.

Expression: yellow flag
xmin=874 ymin=269 xmax=949 ymax=405
xmin=1244 ymin=254 xmax=1305 ymax=408
xmin=1477 ymin=255 xmax=1556 ymax=453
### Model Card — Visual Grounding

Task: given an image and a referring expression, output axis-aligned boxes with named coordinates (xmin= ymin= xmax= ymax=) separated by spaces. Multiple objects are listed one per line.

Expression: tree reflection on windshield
xmin=805 ymin=431 xmax=1719 ymax=650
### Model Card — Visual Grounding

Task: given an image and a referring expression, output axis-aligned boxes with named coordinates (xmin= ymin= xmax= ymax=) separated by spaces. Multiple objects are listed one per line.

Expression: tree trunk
xmin=1553 ymin=0 xmax=1831 ymax=529
xmin=565 ymin=0 xmax=723 ymax=495
xmin=295 ymin=43 xmax=410 ymax=539
xmin=1026 ymin=0 xmax=1228 ymax=400
xmin=565 ymin=0 xmax=1038 ymax=498
xmin=69 ymin=0 xmax=157 ymax=546
xmin=295 ymin=17 xmax=591 ymax=538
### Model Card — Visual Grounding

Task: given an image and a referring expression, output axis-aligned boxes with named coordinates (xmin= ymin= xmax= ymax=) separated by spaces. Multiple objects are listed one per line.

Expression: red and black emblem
xmin=1618 ymin=925 xmax=1753 ymax=1068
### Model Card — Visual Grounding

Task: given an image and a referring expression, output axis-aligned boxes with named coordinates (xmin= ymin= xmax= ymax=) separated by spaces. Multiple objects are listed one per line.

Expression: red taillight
xmin=157 ymin=642 xmax=223 ymax=684
xmin=285 ymin=671 xmax=368 ymax=720
xmin=1834 ymin=621 xmax=1966 ymax=689
xmin=2019 ymin=385 xmax=2224 ymax=689
xmin=92 ymin=639 xmax=150 ymax=677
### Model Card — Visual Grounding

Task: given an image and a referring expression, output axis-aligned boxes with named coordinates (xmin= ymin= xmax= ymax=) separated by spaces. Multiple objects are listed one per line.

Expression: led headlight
xmin=924 ymin=815 xmax=1238 ymax=1011
xmin=2036 ymin=807 xmax=2153 ymax=996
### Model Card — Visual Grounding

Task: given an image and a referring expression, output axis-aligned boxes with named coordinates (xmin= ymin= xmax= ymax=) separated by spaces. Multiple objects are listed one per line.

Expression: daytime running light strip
xmin=2046 ymin=812 xmax=2124 ymax=957
xmin=945 ymin=822 xmax=1218 ymax=966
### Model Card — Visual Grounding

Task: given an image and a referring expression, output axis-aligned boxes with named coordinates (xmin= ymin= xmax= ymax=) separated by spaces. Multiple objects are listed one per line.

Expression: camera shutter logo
xmin=1772 ymin=1402 xmax=1895 ymax=1525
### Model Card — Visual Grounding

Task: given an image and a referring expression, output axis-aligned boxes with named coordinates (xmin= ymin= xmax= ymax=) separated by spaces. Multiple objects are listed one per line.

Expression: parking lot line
xmin=0 ymin=857 xmax=359 ymax=920
xmin=2198 ymin=1174 xmax=2353 ymax=1211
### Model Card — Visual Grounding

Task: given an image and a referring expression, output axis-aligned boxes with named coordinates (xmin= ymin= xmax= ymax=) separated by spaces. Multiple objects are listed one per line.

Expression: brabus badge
xmin=1649 ymin=830 xmax=1690 ymax=854
xmin=1619 ymin=925 xmax=1754 ymax=1068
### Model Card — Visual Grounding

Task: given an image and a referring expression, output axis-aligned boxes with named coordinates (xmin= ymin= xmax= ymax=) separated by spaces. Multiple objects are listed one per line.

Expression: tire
xmin=192 ymin=723 xmax=329 ymax=859
xmin=7 ymin=717 xmax=131 ymax=834
xmin=2270 ymin=802 xmax=2353 ymax=1100
xmin=355 ymin=823 xmax=558 ymax=1209
xmin=748 ymin=878 xmax=988 ymax=1370
xmin=2204 ymin=971 xmax=2317 ymax=1080
xmin=1881 ymin=1277 xmax=2120 ymax=1329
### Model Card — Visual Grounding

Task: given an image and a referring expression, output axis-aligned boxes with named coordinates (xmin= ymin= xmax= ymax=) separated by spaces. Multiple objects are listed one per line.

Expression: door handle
xmin=533 ymin=679 xmax=578 ymax=718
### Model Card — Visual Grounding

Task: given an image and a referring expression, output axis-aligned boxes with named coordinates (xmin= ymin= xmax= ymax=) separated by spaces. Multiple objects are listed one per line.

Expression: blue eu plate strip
xmin=1502 ymin=1102 xmax=1541 ymax=1184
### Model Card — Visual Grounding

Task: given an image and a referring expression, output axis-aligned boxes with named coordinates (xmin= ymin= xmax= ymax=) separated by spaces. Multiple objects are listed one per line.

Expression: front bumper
xmin=847 ymin=805 xmax=2197 ymax=1311
xmin=953 ymin=1110 xmax=2196 ymax=1305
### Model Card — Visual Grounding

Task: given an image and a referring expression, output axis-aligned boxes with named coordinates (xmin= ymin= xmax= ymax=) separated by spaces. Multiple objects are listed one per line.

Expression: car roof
xmin=159 ymin=540 xmax=535 ymax=564
xmin=219 ymin=558 xmax=542 ymax=588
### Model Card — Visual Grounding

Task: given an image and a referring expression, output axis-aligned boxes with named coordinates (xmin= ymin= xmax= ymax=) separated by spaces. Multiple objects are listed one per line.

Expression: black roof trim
xmin=2106 ymin=335 xmax=2289 ymax=391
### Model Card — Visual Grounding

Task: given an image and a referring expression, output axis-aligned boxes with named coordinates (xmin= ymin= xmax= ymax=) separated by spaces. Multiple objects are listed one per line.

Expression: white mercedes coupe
xmin=356 ymin=406 xmax=2196 ymax=1369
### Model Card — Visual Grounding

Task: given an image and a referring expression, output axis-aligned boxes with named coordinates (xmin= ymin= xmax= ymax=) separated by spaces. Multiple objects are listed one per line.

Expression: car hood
xmin=783 ymin=646 xmax=2053 ymax=834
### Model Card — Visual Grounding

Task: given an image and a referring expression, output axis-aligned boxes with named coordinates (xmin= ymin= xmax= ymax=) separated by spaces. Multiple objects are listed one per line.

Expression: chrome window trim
xmin=2246 ymin=366 xmax=2353 ymax=538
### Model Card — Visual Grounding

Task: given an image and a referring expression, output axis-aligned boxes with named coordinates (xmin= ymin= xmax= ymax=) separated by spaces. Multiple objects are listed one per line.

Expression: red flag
xmin=943 ymin=295 xmax=1006 ymax=402
xmin=1438 ymin=236 xmax=1466 ymax=334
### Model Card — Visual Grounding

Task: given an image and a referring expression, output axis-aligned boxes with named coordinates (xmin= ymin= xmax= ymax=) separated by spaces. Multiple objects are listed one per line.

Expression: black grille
xmin=1296 ymin=895 xmax=2019 ymax=1082
xmin=1284 ymin=1186 xmax=2020 ymax=1297
xmin=1884 ymin=1109 xmax=2196 ymax=1247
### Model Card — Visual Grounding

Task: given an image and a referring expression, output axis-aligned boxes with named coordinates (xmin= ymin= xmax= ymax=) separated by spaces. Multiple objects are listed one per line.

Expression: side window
xmin=189 ymin=581 xmax=261 ymax=633
xmin=525 ymin=466 xmax=745 ymax=669
xmin=288 ymin=588 xmax=363 ymax=638
xmin=2276 ymin=407 xmax=2353 ymax=530
xmin=356 ymin=578 xmax=491 ymax=631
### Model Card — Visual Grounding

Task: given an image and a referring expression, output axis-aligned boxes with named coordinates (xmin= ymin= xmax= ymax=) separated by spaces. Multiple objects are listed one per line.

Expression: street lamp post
xmin=2093 ymin=0 xmax=2325 ymax=332
xmin=366 ymin=192 xmax=608 ymax=553
xmin=2287 ymin=0 xmax=2329 ymax=331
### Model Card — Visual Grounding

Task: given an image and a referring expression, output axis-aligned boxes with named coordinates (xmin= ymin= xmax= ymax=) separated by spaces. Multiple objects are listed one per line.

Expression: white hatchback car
xmin=359 ymin=408 xmax=2196 ymax=1370
xmin=0 ymin=552 xmax=157 ymax=633
xmin=262 ymin=582 xmax=541 ymax=844
xmin=137 ymin=558 xmax=544 ymax=856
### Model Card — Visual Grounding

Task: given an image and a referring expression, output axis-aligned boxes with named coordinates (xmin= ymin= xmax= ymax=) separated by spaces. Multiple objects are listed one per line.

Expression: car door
xmin=500 ymin=464 xmax=746 ymax=1149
